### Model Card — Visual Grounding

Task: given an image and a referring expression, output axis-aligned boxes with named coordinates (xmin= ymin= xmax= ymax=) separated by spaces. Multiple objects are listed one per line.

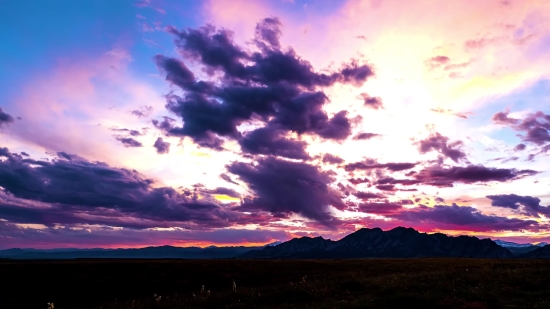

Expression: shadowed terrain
xmin=2 ymin=259 xmax=550 ymax=309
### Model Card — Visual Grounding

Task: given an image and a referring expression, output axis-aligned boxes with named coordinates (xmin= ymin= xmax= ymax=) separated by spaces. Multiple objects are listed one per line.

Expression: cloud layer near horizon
xmin=1 ymin=0 xmax=550 ymax=248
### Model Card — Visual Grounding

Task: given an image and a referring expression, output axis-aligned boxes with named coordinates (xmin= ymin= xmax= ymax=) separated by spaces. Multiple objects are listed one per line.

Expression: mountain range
xmin=493 ymin=240 xmax=549 ymax=256
xmin=2 ymin=227 xmax=550 ymax=259
xmin=240 ymin=227 xmax=514 ymax=258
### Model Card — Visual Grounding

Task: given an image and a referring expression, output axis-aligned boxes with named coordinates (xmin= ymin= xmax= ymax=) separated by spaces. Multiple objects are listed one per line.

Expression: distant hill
xmin=494 ymin=240 xmax=548 ymax=256
xmin=0 ymin=245 xmax=261 ymax=259
xmin=240 ymin=227 xmax=513 ymax=259
xmin=519 ymin=244 xmax=550 ymax=258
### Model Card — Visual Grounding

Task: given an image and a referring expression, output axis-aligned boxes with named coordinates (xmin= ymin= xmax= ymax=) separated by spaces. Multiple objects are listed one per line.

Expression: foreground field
xmin=1 ymin=259 xmax=550 ymax=309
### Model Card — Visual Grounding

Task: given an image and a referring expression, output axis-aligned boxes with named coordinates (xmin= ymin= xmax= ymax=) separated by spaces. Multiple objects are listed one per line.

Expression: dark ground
xmin=1 ymin=258 xmax=550 ymax=309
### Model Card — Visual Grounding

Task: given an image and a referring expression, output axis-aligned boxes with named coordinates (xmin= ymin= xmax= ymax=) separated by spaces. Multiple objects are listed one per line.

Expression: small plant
xmin=47 ymin=303 xmax=54 ymax=309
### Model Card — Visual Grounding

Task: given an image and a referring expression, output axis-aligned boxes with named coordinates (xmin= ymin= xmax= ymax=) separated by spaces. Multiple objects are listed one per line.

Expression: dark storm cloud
xmin=0 ymin=147 xmax=242 ymax=228
xmin=353 ymin=132 xmax=379 ymax=140
xmin=0 ymin=108 xmax=14 ymax=127
xmin=413 ymin=165 xmax=539 ymax=187
xmin=322 ymin=153 xmax=344 ymax=164
xmin=344 ymin=161 xmax=418 ymax=172
xmin=394 ymin=204 xmax=539 ymax=232
xmin=240 ymin=127 xmax=310 ymax=159
xmin=155 ymin=18 xmax=372 ymax=150
xmin=116 ymin=137 xmax=143 ymax=147
xmin=227 ymin=156 xmax=344 ymax=224
xmin=486 ymin=194 xmax=550 ymax=217
xmin=153 ymin=137 xmax=171 ymax=154
xmin=416 ymin=132 xmax=466 ymax=163
xmin=358 ymin=93 xmax=383 ymax=109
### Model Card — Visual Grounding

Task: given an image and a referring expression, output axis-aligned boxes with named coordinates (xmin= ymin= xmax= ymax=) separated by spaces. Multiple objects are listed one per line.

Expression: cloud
xmin=395 ymin=204 xmax=540 ymax=232
xmin=416 ymin=132 xmax=467 ymax=163
xmin=359 ymin=202 xmax=403 ymax=215
xmin=344 ymin=161 xmax=418 ymax=172
xmin=0 ymin=108 xmax=14 ymax=128
xmin=240 ymin=126 xmax=310 ymax=159
xmin=425 ymin=55 xmax=450 ymax=69
xmin=353 ymin=132 xmax=379 ymax=140
xmin=153 ymin=137 xmax=170 ymax=154
xmin=227 ymin=156 xmax=344 ymax=224
xmin=322 ymin=153 xmax=344 ymax=164
xmin=492 ymin=110 xmax=520 ymax=125
xmin=358 ymin=93 xmax=383 ymax=109
xmin=154 ymin=18 xmax=372 ymax=149
xmin=515 ymin=111 xmax=550 ymax=145
xmin=493 ymin=110 xmax=550 ymax=145
xmin=131 ymin=105 xmax=153 ymax=118
xmin=429 ymin=108 xmax=473 ymax=119
xmin=513 ymin=143 xmax=526 ymax=151
xmin=354 ymin=191 xmax=386 ymax=200
xmin=413 ymin=165 xmax=539 ymax=187
xmin=116 ymin=137 xmax=143 ymax=147
xmin=486 ymin=194 xmax=550 ymax=217
xmin=0 ymin=147 xmax=241 ymax=229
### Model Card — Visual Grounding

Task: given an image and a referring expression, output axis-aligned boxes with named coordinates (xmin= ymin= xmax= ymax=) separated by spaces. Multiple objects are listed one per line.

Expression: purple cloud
xmin=353 ymin=132 xmax=379 ymax=140
xmin=513 ymin=143 xmax=526 ymax=151
xmin=240 ymin=126 xmax=309 ymax=160
xmin=358 ymin=93 xmax=383 ymax=109
xmin=116 ymin=137 xmax=143 ymax=147
xmin=395 ymin=204 xmax=540 ymax=232
xmin=0 ymin=147 xmax=243 ymax=229
xmin=345 ymin=161 xmax=418 ymax=172
xmin=486 ymin=194 xmax=550 ymax=217
xmin=153 ymin=137 xmax=170 ymax=154
xmin=227 ymin=156 xmax=344 ymax=224
xmin=0 ymin=108 xmax=14 ymax=128
xmin=153 ymin=18 xmax=372 ymax=149
xmin=322 ymin=153 xmax=344 ymax=164
xmin=416 ymin=132 xmax=466 ymax=163
xmin=414 ymin=165 xmax=539 ymax=187
xmin=493 ymin=110 xmax=550 ymax=145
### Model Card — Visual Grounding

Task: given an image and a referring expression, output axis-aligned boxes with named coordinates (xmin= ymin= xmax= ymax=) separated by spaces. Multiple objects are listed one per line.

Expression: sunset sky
xmin=1 ymin=0 xmax=550 ymax=249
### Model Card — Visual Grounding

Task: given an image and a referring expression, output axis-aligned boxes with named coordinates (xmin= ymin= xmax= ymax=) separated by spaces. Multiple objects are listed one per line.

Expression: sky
xmin=0 ymin=0 xmax=550 ymax=249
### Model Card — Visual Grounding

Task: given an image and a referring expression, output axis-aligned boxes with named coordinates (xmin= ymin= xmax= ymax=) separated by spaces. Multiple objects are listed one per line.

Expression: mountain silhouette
xmin=519 ymin=244 xmax=550 ymax=258
xmin=240 ymin=227 xmax=513 ymax=258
